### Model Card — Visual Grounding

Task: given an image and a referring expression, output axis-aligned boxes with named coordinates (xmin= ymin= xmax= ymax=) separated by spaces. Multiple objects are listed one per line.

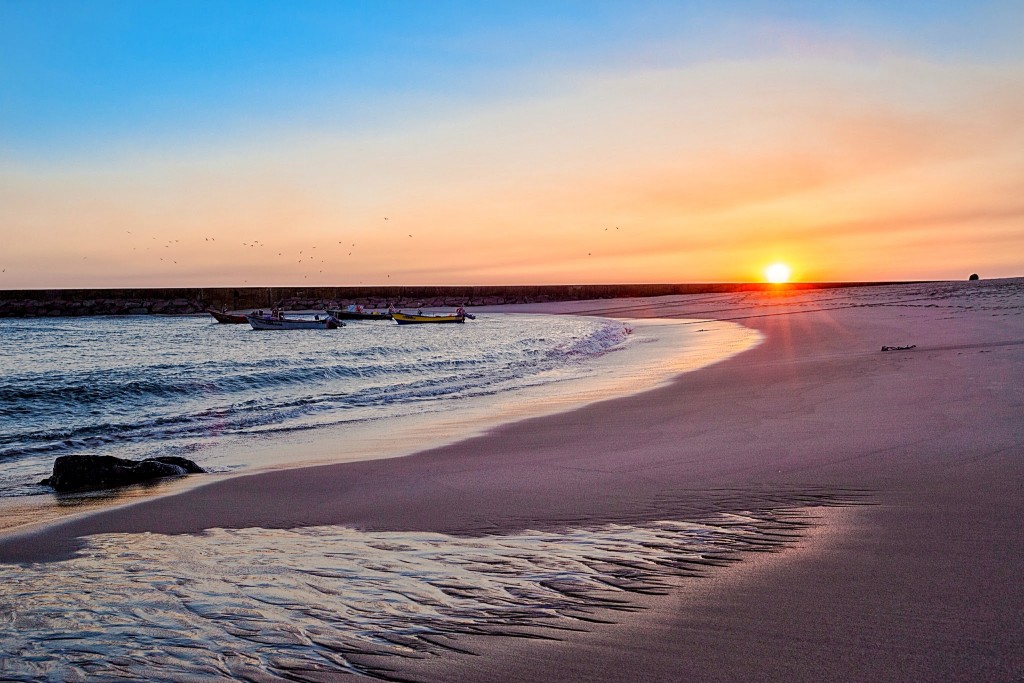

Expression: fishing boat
xmin=247 ymin=314 xmax=343 ymax=330
xmin=392 ymin=309 xmax=472 ymax=325
xmin=325 ymin=306 xmax=393 ymax=321
xmin=207 ymin=309 xmax=249 ymax=324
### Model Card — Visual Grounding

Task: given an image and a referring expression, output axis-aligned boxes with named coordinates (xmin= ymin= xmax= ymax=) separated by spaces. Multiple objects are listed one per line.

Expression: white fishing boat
xmin=247 ymin=314 xmax=343 ymax=330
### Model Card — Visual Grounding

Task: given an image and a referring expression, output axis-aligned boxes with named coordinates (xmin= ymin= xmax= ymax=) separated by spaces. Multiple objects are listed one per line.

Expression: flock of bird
xmin=116 ymin=216 xmax=412 ymax=283
xmin=0 ymin=221 xmax=626 ymax=281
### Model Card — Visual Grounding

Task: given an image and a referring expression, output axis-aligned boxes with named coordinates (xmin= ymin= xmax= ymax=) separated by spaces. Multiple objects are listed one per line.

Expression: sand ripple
xmin=0 ymin=496 xmax=863 ymax=681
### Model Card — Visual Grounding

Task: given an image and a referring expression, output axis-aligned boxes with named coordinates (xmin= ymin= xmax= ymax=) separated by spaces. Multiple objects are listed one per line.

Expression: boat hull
xmin=325 ymin=309 xmax=393 ymax=321
xmin=208 ymin=310 xmax=249 ymax=324
xmin=392 ymin=312 xmax=466 ymax=325
xmin=247 ymin=315 xmax=342 ymax=330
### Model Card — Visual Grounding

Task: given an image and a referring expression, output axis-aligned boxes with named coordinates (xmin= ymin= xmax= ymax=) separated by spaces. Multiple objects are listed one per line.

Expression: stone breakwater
xmin=0 ymin=292 xmax=542 ymax=318
xmin=0 ymin=282 xmax=904 ymax=318
xmin=0 ymin=296 xmax=207 ymax=318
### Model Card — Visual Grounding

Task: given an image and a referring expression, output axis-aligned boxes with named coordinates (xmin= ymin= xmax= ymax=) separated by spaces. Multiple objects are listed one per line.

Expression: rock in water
xmin=968 ymin=273 xmax=980 ymax=281
xmin=42 ymin=454 xmax=205 ymax=492
xmin=146 ymin=456 xmax=206 ymax=474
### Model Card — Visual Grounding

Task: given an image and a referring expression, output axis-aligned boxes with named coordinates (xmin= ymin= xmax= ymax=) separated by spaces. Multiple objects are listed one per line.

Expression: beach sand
xmin=2 ymin=279 xmax=1023 ymax=680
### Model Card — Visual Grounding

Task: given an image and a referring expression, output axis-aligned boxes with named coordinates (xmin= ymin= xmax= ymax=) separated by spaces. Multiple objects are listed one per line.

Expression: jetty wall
xmin=0 ymin=282 xmax=911 ymax=318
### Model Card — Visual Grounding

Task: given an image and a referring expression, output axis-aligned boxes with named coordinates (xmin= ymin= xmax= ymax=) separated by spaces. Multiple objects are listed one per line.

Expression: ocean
xmin=0 ymin=312 xmax=644 ymax=498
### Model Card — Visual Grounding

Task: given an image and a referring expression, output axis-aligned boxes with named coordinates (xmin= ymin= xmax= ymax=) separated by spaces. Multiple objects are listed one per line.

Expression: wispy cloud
xmin=3 ymin=55 xmax=1022 ymax=286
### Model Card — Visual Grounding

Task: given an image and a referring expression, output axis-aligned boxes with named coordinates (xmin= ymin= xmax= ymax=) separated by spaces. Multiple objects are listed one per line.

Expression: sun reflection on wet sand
xmin=0 ymin=490 xmax=865 ymax=681
xmin=0 ymin=476 xmax=206 ymax=536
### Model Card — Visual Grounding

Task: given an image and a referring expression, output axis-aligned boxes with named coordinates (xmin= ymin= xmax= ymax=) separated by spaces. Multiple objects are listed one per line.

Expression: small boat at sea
xmin=207 ymin=310 xmax=249 ymax=324
xmin=392 ymin=308 xmax=474 ymax=325
xmin=325 ymin=306 xmax=393 ymax=321
xmin=247 ymin=314 xmax=343 ymax=330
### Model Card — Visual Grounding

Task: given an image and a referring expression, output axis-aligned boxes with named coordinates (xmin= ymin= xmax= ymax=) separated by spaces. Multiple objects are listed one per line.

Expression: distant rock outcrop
xmin=39 ymin=454 xmax=205 ymax=492
xmin=968 ymin=273 xmax=980 ymax=281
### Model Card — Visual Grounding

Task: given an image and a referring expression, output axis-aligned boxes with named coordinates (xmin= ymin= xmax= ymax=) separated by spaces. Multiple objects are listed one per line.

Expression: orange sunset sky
xmin=1 ymin=2 xmax=1022 ymax=288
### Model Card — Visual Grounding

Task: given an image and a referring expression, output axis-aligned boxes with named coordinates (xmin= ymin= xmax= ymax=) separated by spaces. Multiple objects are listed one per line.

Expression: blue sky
xmin=1 ymin=1 xmax=1022 ymax=287
xmin=2 ymin=1 xmax=1017 ymax=158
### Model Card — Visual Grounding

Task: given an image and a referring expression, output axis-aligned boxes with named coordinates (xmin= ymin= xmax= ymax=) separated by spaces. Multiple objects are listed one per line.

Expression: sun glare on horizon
xmin=765 ymin=263 xmax=791 ymax=284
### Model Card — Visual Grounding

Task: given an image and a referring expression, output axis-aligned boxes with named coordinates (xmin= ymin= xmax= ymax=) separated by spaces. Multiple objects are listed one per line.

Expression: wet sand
xmin=3 ymin=279 xmax=1023 ymax=680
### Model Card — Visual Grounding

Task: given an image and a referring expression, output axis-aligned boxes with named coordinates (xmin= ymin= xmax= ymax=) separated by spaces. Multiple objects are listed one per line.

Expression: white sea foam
xmin=0 ymin=313 xmax=761 ymax=534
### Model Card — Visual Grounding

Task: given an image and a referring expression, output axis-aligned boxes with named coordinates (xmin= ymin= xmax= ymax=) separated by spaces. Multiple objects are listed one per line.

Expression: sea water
xmin=0 ymin=313 xmax=643 ymax=497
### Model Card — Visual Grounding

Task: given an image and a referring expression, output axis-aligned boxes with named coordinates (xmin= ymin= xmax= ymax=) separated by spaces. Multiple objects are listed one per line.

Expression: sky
xmin=1 ymin=1 xmax=1022 ymax=288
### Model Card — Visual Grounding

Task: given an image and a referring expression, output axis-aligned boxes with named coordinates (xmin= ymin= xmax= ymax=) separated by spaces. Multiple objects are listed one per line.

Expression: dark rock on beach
xmin=40 ymin=454 xmax=205 ymax=492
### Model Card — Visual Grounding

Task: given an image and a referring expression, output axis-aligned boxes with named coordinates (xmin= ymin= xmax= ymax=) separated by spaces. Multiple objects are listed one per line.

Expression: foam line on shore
xmin=0 ymin=315 xmax=761 ymax=541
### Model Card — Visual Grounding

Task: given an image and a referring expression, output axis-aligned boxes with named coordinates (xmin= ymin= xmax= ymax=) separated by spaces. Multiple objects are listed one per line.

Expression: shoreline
xmin=1 ymin=279 xmax=1022 ymax=680
xmin=0 ymin=313 xmax=759 ymax=543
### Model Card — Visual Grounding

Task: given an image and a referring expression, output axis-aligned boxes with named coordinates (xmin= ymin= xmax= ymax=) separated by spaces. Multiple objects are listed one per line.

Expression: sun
xmin=765 ymin=263 xmax=791 ymax=283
